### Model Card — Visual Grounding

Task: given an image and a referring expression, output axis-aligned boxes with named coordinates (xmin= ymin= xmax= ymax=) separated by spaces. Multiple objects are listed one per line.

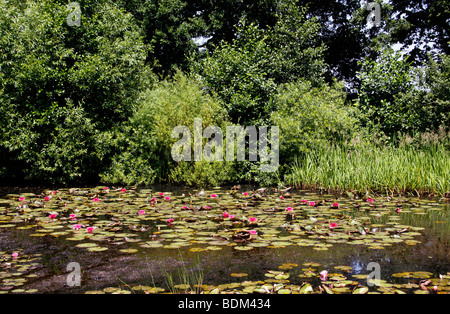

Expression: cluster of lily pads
xmin=0 ymin=186 xmax=448 ymax=294
xmin=0 ymin=187 xmax=429 ymax=252
xmin=0 ymin=249 xmax=40 ymax=294
xmin=84 ymin=262 xmax=450 ymax=294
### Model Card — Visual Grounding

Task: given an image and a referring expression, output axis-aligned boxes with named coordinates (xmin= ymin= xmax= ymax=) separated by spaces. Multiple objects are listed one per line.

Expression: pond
xmin=0 ymin=186 xmax=448 ymax=294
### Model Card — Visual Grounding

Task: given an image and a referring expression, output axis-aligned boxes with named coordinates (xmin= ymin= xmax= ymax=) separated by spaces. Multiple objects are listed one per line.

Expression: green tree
xmin=0 ymin=0 xmax=152 ymax=184
xmin=193 ymin=0 xmax=326 ymax=125
xmin=356 ymin=48 xmax=449 ymax=137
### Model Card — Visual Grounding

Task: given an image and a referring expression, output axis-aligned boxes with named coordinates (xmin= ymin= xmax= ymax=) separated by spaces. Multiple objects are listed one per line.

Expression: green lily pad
xmin=76 ymin=243 xmax=98 ymax=248
xmin=353 ymin=286 xmax=369 ymax=294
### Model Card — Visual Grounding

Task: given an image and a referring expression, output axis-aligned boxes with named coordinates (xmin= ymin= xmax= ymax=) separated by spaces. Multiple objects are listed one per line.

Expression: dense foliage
xmin=0 ymin=0 xmax=448 ymax=193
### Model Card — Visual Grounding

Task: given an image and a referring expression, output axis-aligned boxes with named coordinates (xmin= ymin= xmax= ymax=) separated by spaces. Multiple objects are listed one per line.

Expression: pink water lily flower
xmin=366 ymin=198 xmax=374 ymax=203
xmin=11 ymin=252 xmax=19 ymax=260
xmin=329 ymin=223 xmax=338 ymax=228
xmin=308 ymin=201 xmax=315 ymax=207
xmin=396 ymin=208 xmax=402 ymax=213
xmin=93 ymin=198 xmax=100 ymax=202
xmin=301 ymin=199 xmax=308 ymax=204
xmin=120 ymin=188 xmax=127 ymax=193
xmin=182 ymin=206 xmax=188 ymax=209
xmin=242 ymin=192 xmax=249 ymax=196
xmin=103 ymin=187 xmax=109 ymax=190
xmin=49 ymin=213 xmax=57 ymax=219
xmin=69 ymin=214 xmax=76 ymax=220
xmin=204 ymin=206 xmax=211 ymax=209
xmin=44 ymin=196 xmax=51 ymax=201
xmin=229 ymin=214 xmax=235 ymax=219
xmin=332 ymin=202 xmax=339 ymax=208
xmin=249 ymin=230 xmax=258 ymax=235
xmin=319 ymin=270 xmax=328 ymax=280
xmin=138 ymin=210 xmax=145 ymax=215
xmin=222 ymin=211 xmax=230 ymax=218
xmin=165 ymin=196 xmax=170 ymax=201
xmin=248 ymin=217 xmax=257 ymax=222
xmin=286 ymin=207 xmax=293 ymax=212
xmin=19 ymin=197 xmax=25 ymax=202
xmin=167 ymin=218 xmax=174 ymax=224
xmin=280 ymin=196 xmax=284 ymax=200
xmin=86 ymin=226 xmax=95 ymax=233
xmin=73 ymin=224 xmax=82 ymax=230
xmin=210 ymin=193 xmax=218 ymax=198
xmin=159 ymin=192 xmax=164 ymax=196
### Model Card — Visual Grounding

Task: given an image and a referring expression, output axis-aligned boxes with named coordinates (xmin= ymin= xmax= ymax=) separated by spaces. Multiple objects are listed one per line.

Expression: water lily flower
xmin=86 ymin=226 xmax=95 ymax=233
xmin=138 ymin=210 xmax=145 ymax=215
xmin=165 ymin=196 xmax=170 ymax=201
xmin=229 ymin=214 xmax=235 ymax=219
xmin=301 ymin=199 xmax=308 ymax=204
xmin=167 ymin=218 xmax=174 ymax=223
xmin=222 ymin=211 xmax=230 ymax=218
xmin=249 ymin=230 xmax=258 ymax=235
xmin=319 ymin=270 xmax=328 ymax=280
xmin=280 ymin=196 xmax=284 ymax=200
xmin=329 ymin=223 xmax=338 ymax=228
xmin=286 ymin=207 xmax=294 ymax=212
xmin=181 ymin=206 xmax=188 ymax=209
xmin=11 ymin=252 xmax=19 ymax=260
xmin=332 ymin=202 xmax=339 ymax=208
xmin=248 ymin=217 xmax=257 ymax=222
xmin=52 ymin=190 xmax=57 ymax=195
xmin=19 ymin=197 xmax=25 ymax=202
xmin=93 ymin=198 xmax=100 ymax=202
xmin=73 ymin=224 xmax=82 ymax=230
xmin=396 ymin=208 xmax=402 ymax=213
xmin=44 ymin=196 xmax=51 ymax=201
xmin=69 ymin=214 xmax=76 ymax=220
xmin=210 ymin=194 xmax=218 ymax=198
xmin=103 ymin=187 xmax=109 ymax=190
xmin=120 ymin=188 xmax=126 ymax=193
xmin=204 ymin=206 xmax=211 ymax=209
xmin=308 ymin=201 xmax=315 ymax=207
xmin=242 ymin=192 xmax=249 ymax=196
xmin=366 ymin=198 xmax=374 ymax=203
xmin=49 ymin=213 xmax=57 ymax=219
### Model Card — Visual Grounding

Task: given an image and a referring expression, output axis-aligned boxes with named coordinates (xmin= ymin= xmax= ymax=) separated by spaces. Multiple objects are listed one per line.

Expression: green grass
xmin=286 ymin=143 xmax=450 ymax=196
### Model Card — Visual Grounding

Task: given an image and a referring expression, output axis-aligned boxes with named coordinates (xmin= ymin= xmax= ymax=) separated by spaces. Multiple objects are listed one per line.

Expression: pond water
xmin=0 ymin=186 xmax=448 ymax=294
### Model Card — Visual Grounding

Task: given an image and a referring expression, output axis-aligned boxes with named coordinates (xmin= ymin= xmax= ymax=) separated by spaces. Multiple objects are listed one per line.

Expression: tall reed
xmin=286 ymin=142 xmax=450 ymax=196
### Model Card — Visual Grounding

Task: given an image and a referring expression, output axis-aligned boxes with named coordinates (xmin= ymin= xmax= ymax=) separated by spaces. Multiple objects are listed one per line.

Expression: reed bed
xmin=287 ymin=143 xmax=450 ymax=196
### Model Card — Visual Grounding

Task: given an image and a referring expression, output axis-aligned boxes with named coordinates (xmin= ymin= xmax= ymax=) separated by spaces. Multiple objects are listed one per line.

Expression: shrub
xmin=271 ymin=79 xmax=359 ymax=168
xmin=0 ymin=0 xmax=151 ymax=184
xmin=101 ymin=72 xmax=234 ymax=186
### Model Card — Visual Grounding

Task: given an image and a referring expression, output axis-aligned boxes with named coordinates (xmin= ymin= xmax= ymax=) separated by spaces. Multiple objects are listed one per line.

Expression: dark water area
xmin=0 ymin=186 xmax=448 ymax=294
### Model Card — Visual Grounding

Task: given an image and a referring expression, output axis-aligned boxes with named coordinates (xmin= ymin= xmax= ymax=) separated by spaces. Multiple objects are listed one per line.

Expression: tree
xmin=0 ymin=0 xmax=151 ymax=184
xmin=356 ymin=48 xmax=449 ymax=136
xmin=193 ymin=0 xmax=327 ymax=125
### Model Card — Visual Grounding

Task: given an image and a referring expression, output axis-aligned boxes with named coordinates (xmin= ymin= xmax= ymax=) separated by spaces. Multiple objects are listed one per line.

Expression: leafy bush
xmin=357 ymin=49 xmax=449 ymax=137
xmin=101 ymin=72 xmax=234 ymax=186
xmin=271 ymin=79 xmax=359 ymax=168
xmin=0 ymin=0 xmax=151 ymax=184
